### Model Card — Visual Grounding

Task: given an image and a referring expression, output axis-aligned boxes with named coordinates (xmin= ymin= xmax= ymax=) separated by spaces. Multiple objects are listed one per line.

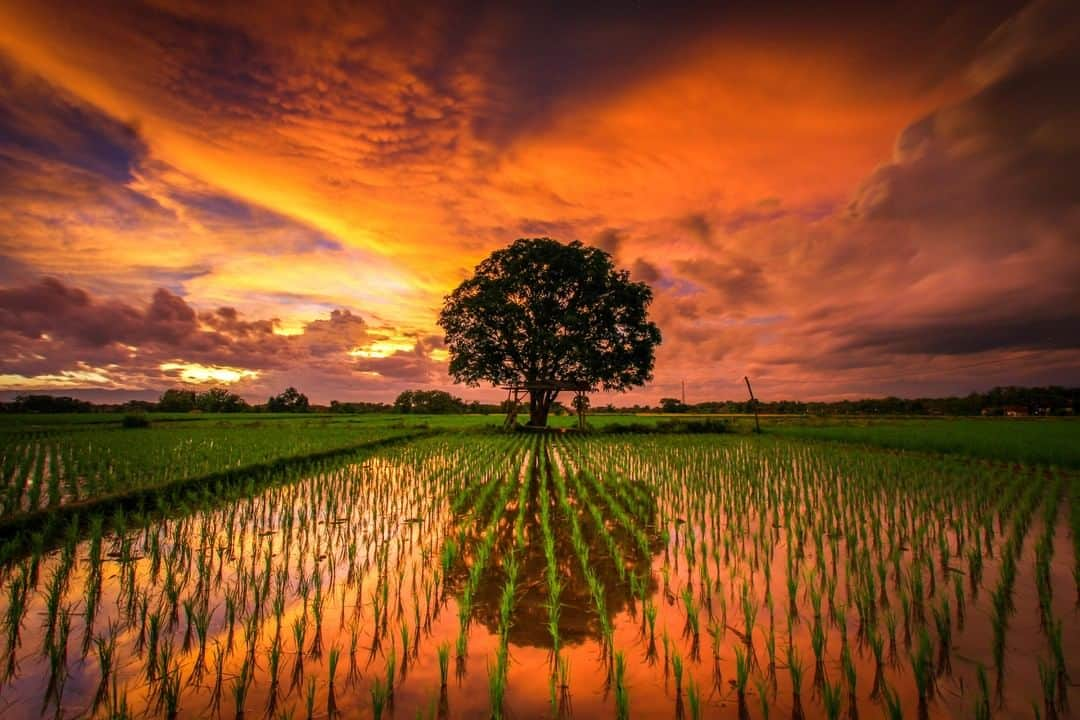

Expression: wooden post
xmin=503 ymin=387 xmax=521 ymax=429
xmin=744 ymin=376 xmax=761 ymax=434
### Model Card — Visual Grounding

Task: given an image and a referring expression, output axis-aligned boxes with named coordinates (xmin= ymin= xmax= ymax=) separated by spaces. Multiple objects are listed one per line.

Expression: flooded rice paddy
xmin=0 ymin=434 xmax=1076 ymax=718
xmin=0 ymin=422 xmax=419 ymax=516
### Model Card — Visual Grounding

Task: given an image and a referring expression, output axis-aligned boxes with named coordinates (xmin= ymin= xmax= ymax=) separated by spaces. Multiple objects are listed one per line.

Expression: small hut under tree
xmin=501 ymin=380 xmax=594 ymax=430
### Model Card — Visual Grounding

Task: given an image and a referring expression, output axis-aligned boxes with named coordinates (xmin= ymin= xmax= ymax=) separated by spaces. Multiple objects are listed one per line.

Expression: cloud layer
xmin=0 ymin=0 xmax=1076 ymax=402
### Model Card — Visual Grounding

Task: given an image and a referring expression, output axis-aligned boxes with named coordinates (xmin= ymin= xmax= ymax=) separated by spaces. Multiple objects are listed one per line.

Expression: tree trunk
xmin=528 ymin=389 xmax=557 ymax=427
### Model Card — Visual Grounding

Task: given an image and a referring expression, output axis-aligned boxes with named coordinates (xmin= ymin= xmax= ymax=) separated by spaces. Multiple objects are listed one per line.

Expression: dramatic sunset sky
xmin=0 ymin=0 xmax=1077 ymax=404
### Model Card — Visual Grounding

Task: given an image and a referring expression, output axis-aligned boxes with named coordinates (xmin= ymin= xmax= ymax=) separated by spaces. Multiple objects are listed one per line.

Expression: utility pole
xmin=681 ymin=379 xmax=686 ymax=405
xmin=744 ymin=376 xmax=761 ymax=434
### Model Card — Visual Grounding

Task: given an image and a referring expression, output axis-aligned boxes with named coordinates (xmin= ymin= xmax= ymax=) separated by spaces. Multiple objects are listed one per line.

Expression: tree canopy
xmin=393 ymin=389 xmax=466 ymax=414
xmin=267 ymin=387 xmax=309 ymax=412
xmin=158 ymin=387 xmax=247 ymax=412
xmin=438 ymin=238 xmax=661 ymax=426
xmin=659 ymin=397 xmax=689 ymax=413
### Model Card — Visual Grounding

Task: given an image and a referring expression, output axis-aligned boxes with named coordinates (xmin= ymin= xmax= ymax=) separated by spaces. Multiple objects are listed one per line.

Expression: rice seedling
xmin=41 ymin=602 xmax=70 ymax=711
xmin=821 ymin=676 xmax=844 ymax=720
xmin=1046 ymin=616 xmax=1069 ymax=710
xmin=613 ymin=651 xmax=629 ymax=720
xmin=91 ymin=627 xmax=118 ymax=714
xmin=974 ymin=663 xmax=992 ymax=720
xmin=734 ymin=644 xmax=750 ymax=715
xmin=687 ymin=676 xmax=701 ymax=720
xmin=755 ymin=675 xmax=771 ymax=720
xmin=305 ymin=676 xmax=316 ymax=720
xmin=787 ymin=644 xmax=805 ymax=716
xmin=932 ymin=596 xmax=952 ymax=676
xmin=644 ymin=600 xmax=658 ymax=660
xmin=231 ymin=655 xmax=252 ymax=719
xmin=1039 ymin=656 xmax=1060 ymax=720
xmin=108 ymin=673 xmax=131 ymax=720
xmin=841 ymin=642 xmax=857 ymax=711
xmin=810 ymin=617 xmax=826 ymax=687
xmin=327 ymin=645 xmax=341 ymax=716
xmin=910 ymin=627 xmax=934 ymax=717
xmin=881 ymin=680 xmax=903 ymax=720
xmin=159 ymin=657 xmax=183 ymax=720
xmin=386 ymin=646 xmax=397 ymax=700
xmin=290 ymin=615 xmax=307 ymax=692
xmin=437 ymin=641 xmax=450 ymax=688
xmin=488 ymin=644 xmax=508 ymax=719
xmin=3 ymin=566 xmax=27 ymax=679
xmin=371 ymin=677 xmax=388 ymax=720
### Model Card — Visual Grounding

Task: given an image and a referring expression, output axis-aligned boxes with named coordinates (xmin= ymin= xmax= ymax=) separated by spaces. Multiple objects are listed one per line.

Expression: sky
xmin=0 ymin=0 xmax=1077 ymax=404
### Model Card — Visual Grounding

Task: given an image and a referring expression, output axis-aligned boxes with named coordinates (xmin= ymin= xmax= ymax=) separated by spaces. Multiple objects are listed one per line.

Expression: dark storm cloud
xmin=834 ymin=288 xmax=1080 ymax=356
xmin=0 ymin=276 xmax=457 ymax=397
xmin=795 ymin=0 xmax=1080 ymax=373
xmin=461 ymin=0 xmax=1028 ymax=146
xmin=0 ymin=279 xmax=281 ymax=368
xmin=199 ymin=306 xmax=276 ymax=338
xmin=0 ymin=56 xmax=146 ymax=183
xmin=0 ymin=277 xmax=145 ymax=347
xmin=354 ymin=350 xmax=438 ymax=382
xmin=850 ymin=0 xmax=1080 ymax=238
xmin=0 ymin=277 xmax=356 ymax=374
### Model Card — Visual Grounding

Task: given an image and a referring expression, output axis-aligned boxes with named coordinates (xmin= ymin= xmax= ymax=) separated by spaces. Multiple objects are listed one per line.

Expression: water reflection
xmin=445 ymin=446 xmax=663 ymax=650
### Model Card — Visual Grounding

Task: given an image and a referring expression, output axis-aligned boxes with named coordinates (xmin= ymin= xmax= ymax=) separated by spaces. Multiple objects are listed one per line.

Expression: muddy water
xmin=0 ymin=434 xmax=1075 ymax=719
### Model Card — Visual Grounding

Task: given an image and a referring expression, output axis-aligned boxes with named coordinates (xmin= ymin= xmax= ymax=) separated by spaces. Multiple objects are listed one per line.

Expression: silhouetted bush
xmin=122 ymin=414 xmax=151 ymax=429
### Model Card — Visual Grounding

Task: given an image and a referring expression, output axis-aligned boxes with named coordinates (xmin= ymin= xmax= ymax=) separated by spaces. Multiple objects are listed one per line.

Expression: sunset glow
xmin=159 ymin=362 xmax=260 ymax=385
xmin=0 ymin=0 xmax=1076 ymax=403
xmin=349 ymin=341 xmax=419 ymax=360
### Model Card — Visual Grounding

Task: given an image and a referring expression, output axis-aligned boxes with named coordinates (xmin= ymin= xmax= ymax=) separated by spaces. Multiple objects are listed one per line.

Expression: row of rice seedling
xmin=0 ymin=422 xmax=420 ymax=517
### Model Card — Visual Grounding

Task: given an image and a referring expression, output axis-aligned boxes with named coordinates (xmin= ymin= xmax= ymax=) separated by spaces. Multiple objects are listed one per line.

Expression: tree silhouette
xmin=196 ymin=387 xmax=248 ymax=412
xmin=267 ymin=387 xmax=309 ymax=412
xmin=439 ymin=238 xmax=661 ymax=427
xmin=659 ymin=397 xmax=688 ymax=413
xmin=158 ymin=389 xmax=197 ymax=412
xmin=393 ymin=389 xmax=466 ymax=413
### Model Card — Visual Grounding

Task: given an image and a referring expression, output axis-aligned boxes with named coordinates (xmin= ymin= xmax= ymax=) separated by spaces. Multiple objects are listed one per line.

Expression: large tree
xmin=439 ymin=238 xmax=661 ymax=427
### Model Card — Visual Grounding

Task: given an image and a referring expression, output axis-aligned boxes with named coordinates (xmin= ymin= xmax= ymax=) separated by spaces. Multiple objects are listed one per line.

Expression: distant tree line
xmin=1 ymin=394 xmax=97 ymax=413
xmin=638 ymin=386 xmax=1080 ymax=416
xmin=329 ymin=400 xmax=393 ymax=413
xmin=0 ymin=387 xmax=310 ymax=414
xmin=156 ymin=387 xmax=314 ymax=413
xmin=2 ymin=385 xmax=1076 ymax=416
